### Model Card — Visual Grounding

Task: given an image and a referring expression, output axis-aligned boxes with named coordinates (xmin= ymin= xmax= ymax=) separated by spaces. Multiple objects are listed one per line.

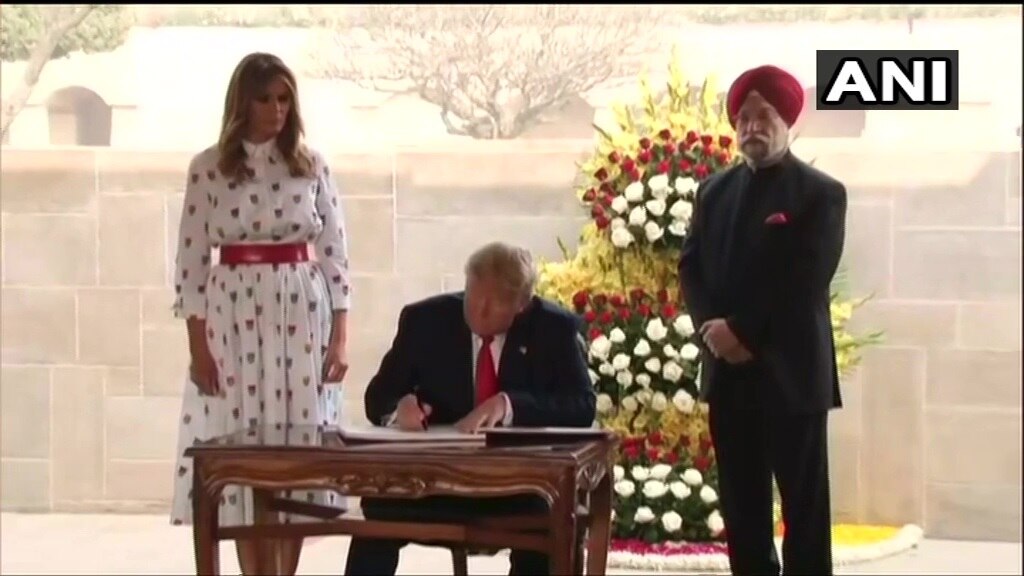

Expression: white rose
xmin=673 ymin=314 xmax=695 ymax=337
xmin=631 ymin=466 xmax=650 ymax=481
xmin=670 ymin=481 xmax=691 ymax=500
xmin=647 ymin=173 xmax=670 ymax=194
xmin=634 ymin=506 xmax=656 ymax=524
xmin=611 ymin=217 xmax=627 ymax=230
xmin=674 ymin=176 xmax=698 ymax=195
xmin=628 ymin=205 xmax=647 ymax=226
xmin=635 ymin=389 xmax=652 ymax=405
xmin=661 ymin=511 xmax=683 ymax=533
xmin=642 ymin=479 xmax=669 ymax=499
xmin=650 ymin=464 xmax=673 ymax=481
xmin=621 ymin=395 xmax=639 ymax=412
xmin=610 ymin=195 xmax=629 ymax=214
xmin=682 ymin=468 xmax=703 ymax=486
xmin=599 ymin=362 xmax=615 ymax=376
xmin=609 ymin=327 xmax=627 ymax=344
xmin=616 ymin=370 xmax=633 ymax=387
xmin=700 ymin=485 xmax=719 ymax=504
xmin=680 ymin=343 xmax=700 ymax=361
xmin=669 ymin=199 xmax=694 ymax=219
xmin=662 ymin=361 xmax=683 ymax=383
xmin=662 ymin=344 xmax=679 ymax=358
xmin=707 ymin=510 xmax=725 ymax=535
xmin=635 ymin=373 xmax=651 ymax=388
xmin=644 ymin=221 xmax=664 ymax=242
xmin=610 ymin=227 xmax=634 ymax=248
xmin=596 ymin=393 xmax=613 ymax=414
xmin=589 ymin=335 xmax=611 ymax=360
xmin=645 ymin=198 xmax=667 ymax=217
xmin=588 ymin=369 xmax=600 ymax=385
xmin=645 ymin=318 xmax=669 ymax=342
xmin=614 ymin=479 xmax=636 ymax=497
xmin=613 ymin=465 xmax=625 ymax=482
xmin=633 ymin=339 xmax=651 ymax=357
xmin=672 ymin=389 xmax=695 ymax=413
xmin=644 ymin=357 xmax=662 ymax=374
xmin=650 ymin=391 xmax=668 ymax=412
xmin=612 ymin=353 xmax=631 ymax=371
xmin=668 ymin=220 xmax=689 ymax=237
xmin=624 ymin=181 xmax=645 ymax=202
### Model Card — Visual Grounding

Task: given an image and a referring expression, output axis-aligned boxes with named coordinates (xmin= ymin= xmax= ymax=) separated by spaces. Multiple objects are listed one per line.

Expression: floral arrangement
xmin=535 ymin=46 xmax=882 ymax=551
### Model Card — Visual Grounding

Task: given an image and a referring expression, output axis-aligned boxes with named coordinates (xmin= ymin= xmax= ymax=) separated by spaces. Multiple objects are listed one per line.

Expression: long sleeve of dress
xmin=313 ymin=155 xmax=352 ymax=311
xmin=172 ymin=155 xmax=212 ymax=320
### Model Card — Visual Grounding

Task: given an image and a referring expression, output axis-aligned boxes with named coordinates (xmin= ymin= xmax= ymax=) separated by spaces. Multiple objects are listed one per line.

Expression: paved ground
xmin=0 ymin=513 xmax=1021 ymax=575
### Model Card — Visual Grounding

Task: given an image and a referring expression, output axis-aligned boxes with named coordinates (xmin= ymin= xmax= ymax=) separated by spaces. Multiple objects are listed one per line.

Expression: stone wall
xmin=0 ymin=140 xmax=1020 ymax=542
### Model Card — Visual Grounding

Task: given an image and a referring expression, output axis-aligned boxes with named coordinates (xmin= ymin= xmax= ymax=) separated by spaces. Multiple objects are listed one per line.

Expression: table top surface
xmin=184 ymin=425 xmax=616 ymax=465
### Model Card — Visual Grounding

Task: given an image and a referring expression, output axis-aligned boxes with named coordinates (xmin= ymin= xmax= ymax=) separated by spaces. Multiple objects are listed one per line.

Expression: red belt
xmin=220 ymin=243 xmax=310 ymax=265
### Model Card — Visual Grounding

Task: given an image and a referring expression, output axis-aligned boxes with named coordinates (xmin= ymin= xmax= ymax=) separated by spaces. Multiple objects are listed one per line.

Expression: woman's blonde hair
xmin=217 ymin=52 xmax=314 ymax=183
xmin=464 ymin=242 xmax=537 ymax=305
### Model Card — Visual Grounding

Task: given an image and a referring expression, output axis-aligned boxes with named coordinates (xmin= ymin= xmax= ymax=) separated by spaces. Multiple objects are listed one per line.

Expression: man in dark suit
xmin=344 ymin=241 xmax=597 ymax=576
xmin=679 ymin=65 xmax=848 ymax=576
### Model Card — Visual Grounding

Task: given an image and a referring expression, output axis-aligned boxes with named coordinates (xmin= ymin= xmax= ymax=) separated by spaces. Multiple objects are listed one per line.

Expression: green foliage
xmin=0 ymin=5 xmax=132 ymax=62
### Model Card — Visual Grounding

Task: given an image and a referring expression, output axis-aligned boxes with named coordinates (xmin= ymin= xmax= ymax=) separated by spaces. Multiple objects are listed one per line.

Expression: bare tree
xmin=305 ymin=5 xmax=654 ymax=139
xmin=1 ymin=4 xmax=129 ymax=140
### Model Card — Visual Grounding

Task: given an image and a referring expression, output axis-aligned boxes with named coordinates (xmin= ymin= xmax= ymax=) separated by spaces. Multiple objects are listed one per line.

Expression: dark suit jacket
xmin=364 ymin=292 xmax=596 ymax=428
xmin=679 ymin=151 xmax=847 ymax=414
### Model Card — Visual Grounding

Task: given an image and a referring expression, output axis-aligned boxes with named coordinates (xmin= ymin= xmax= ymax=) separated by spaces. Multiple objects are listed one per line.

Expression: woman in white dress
xmin=168 ymin=52 xmax=351 ymax=573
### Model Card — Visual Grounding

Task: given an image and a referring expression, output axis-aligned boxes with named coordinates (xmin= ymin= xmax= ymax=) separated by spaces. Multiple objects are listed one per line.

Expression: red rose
xmin=663 ymin=303 xmax=677 ymax=318
xmin=572 ymin=291 xmax=589 ymax=309
xmin=719 ymin=135 xmax=733 ymax=148
xmin=656 ymin=288 xmax=669 ymax=303
xmin=584 ymin=310 xmax=597 ymax=323
xmin=686 ymin=130 xmax=699 ymax=144
xmin=702 ymin=145 xmax=714 ymax=157
xmin=608 ymin=151 xmax=621 ymax=164
xmin=638 ymin=304 xmax=651 ymax=317
xmin=716 ymin=151 xmax=730 ymax=165
xmin=665 ymin=451 xmax=679 ymax=464
xmin=648 ymin=431 xmax=663 ymax=445
xmin=621 ymin=157 xmax=636 ymax=173
xmin=694 ymin=455 xmax=710 ymax=471
xmin=657 ymin=160 xmax=671 ymax=174
xmin=590 ymin=205 xmax=604 ymax=219
xmin=593 ymin=294 xmax=608 ymax=307
xmin=695 ymin=164 xmax=710 ymax=179
xmin=629 ymin=169 xmax=642 ymax=182
xmin=630 ymin=288 xmax=646 ymax=301
xmin=600 ymin=182 xmax=614 ymax=194
xmin=624 ymin=444 xmax=640 ymax=459
xmin=677 ymin=141 xmax=690 ymax=154
xmin=700 ymin=134 xmax=713 ymax=147
xmin=618 ymin=307 xmax=631 ymax=320
xmin=599 ymin=311 xmax=614 ymax=324
xmin=582 ymin=188 xmax=596 ymax=202
xmin=637 ymin=149 xmax=652 ymax=164
xmin=594 ymin=167 xmax=608 ymax=181
xmin=658 ymin=128 xmax=672 ymax=141
xmin=599 ymin=194 xmax=613 ymax=208
xmin=678 ymin=158 xmax=693 ymax=173
xmin=595 ymin=215 xmax=610 ymax=229
xmin=646 ymin=448 xmax=660 ymax=461
xmin=662 ymin=143 xmax=675 ymax=157
xmin=609 ymin=294 xmax=624 ymax=307
xmin=588 ymin=327 xmax=603 ymax=340
xmin=639 ymin=137 xmax=652 ymax=149
xmin=699 ymin=437 xmax=713 ymax=453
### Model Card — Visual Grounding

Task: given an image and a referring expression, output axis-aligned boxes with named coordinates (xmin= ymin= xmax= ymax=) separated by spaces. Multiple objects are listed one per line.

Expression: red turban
xmin=726 ymin=65 xmax=804 ymax=128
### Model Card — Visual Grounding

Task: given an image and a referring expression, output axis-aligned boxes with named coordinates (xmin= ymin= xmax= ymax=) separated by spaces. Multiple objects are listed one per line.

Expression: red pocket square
xmin=765 ymin=212 xmax=788 ymax=225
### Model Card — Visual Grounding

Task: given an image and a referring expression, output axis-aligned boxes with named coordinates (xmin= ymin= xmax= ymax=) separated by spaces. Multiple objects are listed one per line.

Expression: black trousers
xmin=708 ymin=384 xmax=834 ymax=576
xmin=344 ymin=494 xmax=550 ymax=576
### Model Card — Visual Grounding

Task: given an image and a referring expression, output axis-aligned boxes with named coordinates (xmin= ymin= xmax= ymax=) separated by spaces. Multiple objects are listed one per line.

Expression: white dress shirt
xmin=385 ymin=332 xmax=514 ymax=427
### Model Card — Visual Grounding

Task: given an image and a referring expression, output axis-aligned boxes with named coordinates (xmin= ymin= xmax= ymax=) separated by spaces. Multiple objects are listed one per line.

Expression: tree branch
xmin=1 ymin=5 xmax=97 ymax=141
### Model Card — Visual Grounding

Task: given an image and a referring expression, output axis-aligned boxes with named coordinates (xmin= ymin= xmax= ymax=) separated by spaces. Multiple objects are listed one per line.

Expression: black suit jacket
xmin=364 ymin=292 xmax=596 ymax=428
xmin=679 ymin=151 xmax=847 ymax=413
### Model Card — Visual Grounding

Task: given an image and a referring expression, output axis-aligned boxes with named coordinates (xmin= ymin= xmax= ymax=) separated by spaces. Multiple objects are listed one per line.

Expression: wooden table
xmin=185 ymin=425 xmax=617 ymax=575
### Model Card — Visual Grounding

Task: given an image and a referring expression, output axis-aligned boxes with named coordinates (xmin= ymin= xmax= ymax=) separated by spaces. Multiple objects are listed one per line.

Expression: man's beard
xmin=740 ymin=137 xmax=770 ymax=160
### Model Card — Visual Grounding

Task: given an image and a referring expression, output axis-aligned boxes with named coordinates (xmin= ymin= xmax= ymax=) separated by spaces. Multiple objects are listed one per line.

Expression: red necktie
xmin=476 ymin=335 xmax=498 ymax=406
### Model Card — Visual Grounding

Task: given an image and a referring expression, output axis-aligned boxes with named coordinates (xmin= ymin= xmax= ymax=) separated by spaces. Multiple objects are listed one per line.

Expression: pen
xmin=413 ymin=387 xmax=428 ymax=431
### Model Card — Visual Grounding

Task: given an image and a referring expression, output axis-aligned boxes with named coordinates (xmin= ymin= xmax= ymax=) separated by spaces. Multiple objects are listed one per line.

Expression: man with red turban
xmin=678 ymin=65 xmax=847 ymax=576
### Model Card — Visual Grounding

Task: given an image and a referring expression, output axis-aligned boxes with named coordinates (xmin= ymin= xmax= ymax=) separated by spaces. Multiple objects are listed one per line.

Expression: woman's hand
xmin=323 ymin=339 xmax=349 ymax=383
xmin=189 ymin=345 xmax=220 ymax=397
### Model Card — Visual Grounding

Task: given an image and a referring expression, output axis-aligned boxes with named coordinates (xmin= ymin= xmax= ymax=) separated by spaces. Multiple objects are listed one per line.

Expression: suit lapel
xmin=453 ymin=298 xmax=476 ymax=411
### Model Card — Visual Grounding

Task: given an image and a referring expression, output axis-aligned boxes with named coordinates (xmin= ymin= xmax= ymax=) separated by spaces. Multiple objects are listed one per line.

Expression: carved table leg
xmin=549 ymin=483 xmax=577 ymax=575
xmin=251 ymin=489 xmax=302 ymax=576
xmin=586 ymin=472 xmax=612 ymax=576
xmin=192 ymin=462 xmax=221 ymax=576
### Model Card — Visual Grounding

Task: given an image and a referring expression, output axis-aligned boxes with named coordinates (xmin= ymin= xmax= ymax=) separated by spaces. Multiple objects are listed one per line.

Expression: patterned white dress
xmin=168 ymin=139 xmax=352 ymax=527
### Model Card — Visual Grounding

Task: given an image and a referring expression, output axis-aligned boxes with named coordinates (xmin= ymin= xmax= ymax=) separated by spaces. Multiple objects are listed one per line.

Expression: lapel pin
xmin=519 ymin=346 xmax=527 ymax=355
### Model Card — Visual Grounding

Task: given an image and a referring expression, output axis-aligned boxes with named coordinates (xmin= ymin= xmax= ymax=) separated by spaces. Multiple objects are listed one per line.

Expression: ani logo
xmin=815 ymin=50 xmax=959 ymax=110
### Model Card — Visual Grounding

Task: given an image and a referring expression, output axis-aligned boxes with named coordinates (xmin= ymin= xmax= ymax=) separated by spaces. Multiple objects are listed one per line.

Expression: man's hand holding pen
xmin=395 ymin=392 xmax=431 ymax=431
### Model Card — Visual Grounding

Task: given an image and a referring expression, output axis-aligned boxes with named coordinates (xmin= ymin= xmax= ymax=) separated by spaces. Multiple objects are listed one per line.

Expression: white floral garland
xmin=606 ymin=524 xmax=924 ymax=572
